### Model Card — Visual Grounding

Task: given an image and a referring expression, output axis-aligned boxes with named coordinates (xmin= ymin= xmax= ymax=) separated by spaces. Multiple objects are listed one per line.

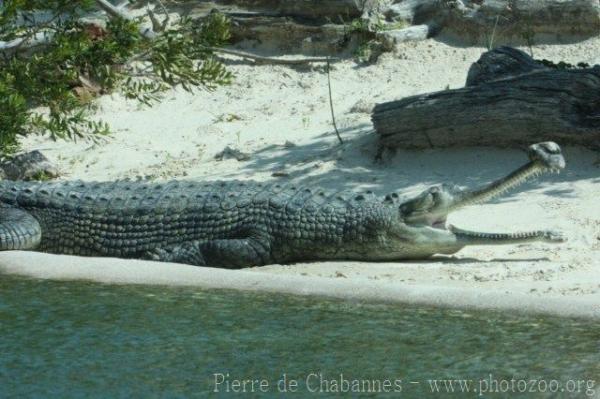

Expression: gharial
xmin=0 ymin=142 xmax=565 ymax=268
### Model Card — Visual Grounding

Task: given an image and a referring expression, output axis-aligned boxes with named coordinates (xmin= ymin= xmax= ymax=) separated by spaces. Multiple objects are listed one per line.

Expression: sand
xmin=2 ymin=37 xmax=599 ymax=318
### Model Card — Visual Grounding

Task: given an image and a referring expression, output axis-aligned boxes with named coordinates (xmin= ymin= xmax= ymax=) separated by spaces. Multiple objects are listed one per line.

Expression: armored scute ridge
xmin=0 ymin=142 xmax=565 ymax=268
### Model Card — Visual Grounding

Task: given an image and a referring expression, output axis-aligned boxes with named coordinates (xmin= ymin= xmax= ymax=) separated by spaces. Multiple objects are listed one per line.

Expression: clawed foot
xmin=145 ymin=243 xmax=206 ymax=266
xmin=542 ymin=230 xmax=567 ymax=243
xmin=146 ymin=247 xmax=172 ymax=261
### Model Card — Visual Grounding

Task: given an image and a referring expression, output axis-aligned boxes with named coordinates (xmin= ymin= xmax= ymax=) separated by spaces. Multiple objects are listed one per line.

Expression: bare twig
xmin=94 ymin=0 xmax=131 ymax=19
xmin=154 ymin=0 xmax=170 ymax=17
xmin=94 ymin=0 xmax=157 ymax=39
xmin=147 ymin=1 xmax=169 ymax=33
xmin=147 ymin=6 xmax=163 ymax=32
xmin=486 ymin=15 xmax=500 ymax=50
xmin=0 ymin=31 xmax=54 ymax=55
xmin=326 ymin=56 xmax=343 ymax=145
xmin=0 ymin=10 xmax=64 ymax=55
xmin=211 ymin=47 xmax=339 ymax=65
xmin=114 ymin=1 xmax=130 ymax=8
xmin=77 ymin=74 xmax=102 ymax=93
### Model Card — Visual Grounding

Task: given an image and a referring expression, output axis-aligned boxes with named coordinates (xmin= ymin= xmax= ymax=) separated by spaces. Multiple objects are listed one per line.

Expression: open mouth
xmin=431 ymin=219 xmax=446 ymax=230
xmin=400 ymin=142 xmax=566 ymax=241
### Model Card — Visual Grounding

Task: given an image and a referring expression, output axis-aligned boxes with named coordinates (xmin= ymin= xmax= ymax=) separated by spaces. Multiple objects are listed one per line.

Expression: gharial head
xmin=392 ymin=142 xmax=566 ymax=256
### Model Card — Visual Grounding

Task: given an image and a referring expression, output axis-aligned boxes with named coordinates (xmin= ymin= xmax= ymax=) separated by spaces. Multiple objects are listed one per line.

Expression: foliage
xmin=0 ymin=77 xmax=29 ymax=154
xmin=344 ymin=17 xmax=387 ymax=63
xmin=0 ymin=1 xmax=232 ymax=156
xmin=29 ymin=170 xmax=53 ymax=181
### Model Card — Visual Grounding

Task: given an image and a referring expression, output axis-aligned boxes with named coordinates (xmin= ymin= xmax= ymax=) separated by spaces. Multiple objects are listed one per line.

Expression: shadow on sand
xmin=217 ymin=124 xmax=599 ymax=203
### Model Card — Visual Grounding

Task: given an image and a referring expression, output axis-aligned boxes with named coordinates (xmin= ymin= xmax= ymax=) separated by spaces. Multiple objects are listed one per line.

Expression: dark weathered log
xmin=372 ymin=48 xmax=600 ymax=149
xmin=466 ymin=46 xmax=549 ymax=86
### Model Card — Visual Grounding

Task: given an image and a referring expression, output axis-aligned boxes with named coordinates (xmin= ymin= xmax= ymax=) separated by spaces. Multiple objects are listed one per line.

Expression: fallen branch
xmin=146 ymin=0 xmax=170 ymax=33
xmin=211 ymin=47 xmax=339 ymax=65
xmin=0 ymin=31 xmax=54 ymax=56
xmin=94 ymin=0 xmax=157 ymax=39
xmin=0 ymin=9 xmax=66 ymax=56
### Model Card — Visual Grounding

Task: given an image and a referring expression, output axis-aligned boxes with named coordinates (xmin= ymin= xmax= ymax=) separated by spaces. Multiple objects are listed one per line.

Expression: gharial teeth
xmin=460 ymin=164 xmax=547 ymax=208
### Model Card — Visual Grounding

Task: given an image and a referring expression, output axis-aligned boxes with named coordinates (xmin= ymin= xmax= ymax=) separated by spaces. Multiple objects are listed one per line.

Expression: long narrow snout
xmin=397 ymin=142 xmax=567 ymax=250
xmin=449 ymin=142 xmax=565 ymax=213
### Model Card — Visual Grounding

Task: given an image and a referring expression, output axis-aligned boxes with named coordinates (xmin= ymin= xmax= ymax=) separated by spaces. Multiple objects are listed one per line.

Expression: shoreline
xmin=2 ymin=251 xmax=598 ymax=320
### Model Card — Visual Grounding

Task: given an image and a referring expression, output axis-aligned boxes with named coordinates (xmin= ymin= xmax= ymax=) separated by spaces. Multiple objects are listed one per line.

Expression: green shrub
xmin=0 ymin=78 xmax=29 ymax=155
xmin=0 ymin=1 xmax=232 ymax=156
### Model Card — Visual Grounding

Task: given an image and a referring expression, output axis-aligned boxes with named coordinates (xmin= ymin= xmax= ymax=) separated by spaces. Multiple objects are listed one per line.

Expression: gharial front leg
xmin=0 ymin=207 xmax=42 ymax=250
xmin=148 ymin=238 xmax=272 ymax=268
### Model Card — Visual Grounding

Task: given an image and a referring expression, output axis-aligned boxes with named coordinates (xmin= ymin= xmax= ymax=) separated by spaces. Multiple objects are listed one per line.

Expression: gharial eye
xmin=400 ymin=190 xmax=436 ymax=215
xmin=428 ymin=186 xmax=444 ymax=201
xmin=415 ymin=193 xmax=434 ymax=210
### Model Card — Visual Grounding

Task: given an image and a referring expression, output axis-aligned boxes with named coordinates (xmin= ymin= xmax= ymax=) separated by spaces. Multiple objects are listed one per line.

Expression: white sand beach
xmin=2 ymin=37 xmax=599 ymax=317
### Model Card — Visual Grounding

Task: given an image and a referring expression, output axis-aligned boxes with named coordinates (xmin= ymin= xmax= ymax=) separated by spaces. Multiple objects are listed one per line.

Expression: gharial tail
xmin=0 ymin=206 xmax=41 ymax=250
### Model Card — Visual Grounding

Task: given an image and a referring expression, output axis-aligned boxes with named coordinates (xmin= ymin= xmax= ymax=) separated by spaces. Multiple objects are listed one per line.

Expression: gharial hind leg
xmin=0 ymin=207 xmax=42 ymax=250
xmin=147 ymin=238 xmax=271 ymax=268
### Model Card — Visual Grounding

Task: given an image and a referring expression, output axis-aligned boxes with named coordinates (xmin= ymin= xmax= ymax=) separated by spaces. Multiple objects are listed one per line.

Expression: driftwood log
xmin=372 ymin=47 xmax=600 ymax=149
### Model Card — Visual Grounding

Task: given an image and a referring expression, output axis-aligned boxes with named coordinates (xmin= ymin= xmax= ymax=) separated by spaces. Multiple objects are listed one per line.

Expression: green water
xmin=0 ymin=275 xmax=598 ymax=398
